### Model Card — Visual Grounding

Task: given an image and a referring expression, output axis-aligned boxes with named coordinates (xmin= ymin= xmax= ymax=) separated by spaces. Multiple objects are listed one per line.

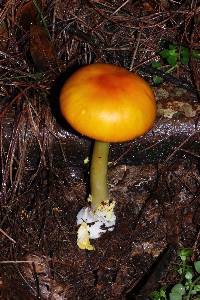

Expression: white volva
xmin=77 ymin=200 xmax=116 ymax=249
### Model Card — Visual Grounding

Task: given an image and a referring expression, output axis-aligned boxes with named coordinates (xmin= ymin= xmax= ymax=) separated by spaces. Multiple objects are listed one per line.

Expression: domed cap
xmin=60 ymin=63 xmax=156 ymax=142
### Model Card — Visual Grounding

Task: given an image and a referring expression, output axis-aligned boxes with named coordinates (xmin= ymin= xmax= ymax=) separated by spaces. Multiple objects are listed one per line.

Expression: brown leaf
xmin=54 ymin=0 xmax=66 ymax=20
xmin=143 ymin=1 xmax=154 ymax=13
xmin=15 ymin=1 xmax=37 ymax=31
xmin=30 ymin=24 xmax=57 ymax=71
xmin=0 ymin=21 xmax=9 ymax=51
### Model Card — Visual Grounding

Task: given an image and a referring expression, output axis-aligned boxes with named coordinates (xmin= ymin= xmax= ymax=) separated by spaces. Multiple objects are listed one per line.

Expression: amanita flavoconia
xmin=59 ymin=63 xmax=156 ymax=250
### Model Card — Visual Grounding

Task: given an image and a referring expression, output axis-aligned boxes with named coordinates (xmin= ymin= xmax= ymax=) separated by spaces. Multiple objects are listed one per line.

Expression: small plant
xmin=150 ymin=248 xmax=200 ymax=300
xmin=152 ymin=43 xmax=200 ymax=85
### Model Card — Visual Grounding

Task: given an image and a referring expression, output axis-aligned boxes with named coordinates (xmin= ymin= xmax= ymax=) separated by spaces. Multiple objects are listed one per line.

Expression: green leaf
xmin=185 ymin=270 xmax=193 ymax=280
xmin=151 ymin=61 xmax=162 ymax=68
xmin=193 ymin=285 xmax=200 ymax=292
xmin=180 ymin=47 xmax=189 ymax=65
xmin=171 ymin=284 xmax=186 ymax=295
xmin=191 ymin=290 xmax=197 ymax=295
xmin=159 ymin=47 xmax=178 ymax=66
xmin=150 ymin=291 xmax=162 ymax=300
xmin=160 ymin=288 xmax=166 ymax=298
xmin=168 ymin=49 xmax=177 ymax=56
xmin=177 ymin=248 xmax=193 ymax=261
xmin=159 ymin=49 xmax=171 ymax=58
xmin=192 ymin=50 xmax=200 ymax=59
xmin=150 ymin=289 xmax=167 ymax=300
xmin=153 ymin=75 xmax=163 ymax=85
xmin=169 ymin=292 xmax=182 ymax=300
xmin=167 ymin=55 xmax=177 ymax=67
xmin=194 ymin=261 xmax=200 ymax=273
xmin=177 ymin=267 xmax=183 ymax=275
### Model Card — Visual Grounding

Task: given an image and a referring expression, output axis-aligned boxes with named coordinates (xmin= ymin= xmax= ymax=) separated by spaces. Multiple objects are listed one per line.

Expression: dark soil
xmin=0 ymin=0 xmax=200 ymax=299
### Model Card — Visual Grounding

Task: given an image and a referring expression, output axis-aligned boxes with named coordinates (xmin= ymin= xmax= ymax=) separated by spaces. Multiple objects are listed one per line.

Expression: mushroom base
xmin=76 ymin=201 xmax=116 ymax=250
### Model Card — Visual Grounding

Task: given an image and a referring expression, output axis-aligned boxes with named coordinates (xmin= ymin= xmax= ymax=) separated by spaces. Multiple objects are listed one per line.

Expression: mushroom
xmin=59 ymin=63 xmax=156 ymax=250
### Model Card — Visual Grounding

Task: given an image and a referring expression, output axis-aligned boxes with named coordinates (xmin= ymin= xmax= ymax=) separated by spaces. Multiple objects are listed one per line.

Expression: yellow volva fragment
xmin=96 ymin=200 xmax=116 ymax=221
xmin=77 ymin=222 xmax=94 ymax=251
xmin=87 ymin=194 xmax=92 ymax=203
xmin=84 ymin=157 xmax=89 ymax=164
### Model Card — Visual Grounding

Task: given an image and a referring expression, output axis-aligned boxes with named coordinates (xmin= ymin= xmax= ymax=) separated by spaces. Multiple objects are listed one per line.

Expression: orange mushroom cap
xmin=59 ymin=63 xmax=156 ymax=142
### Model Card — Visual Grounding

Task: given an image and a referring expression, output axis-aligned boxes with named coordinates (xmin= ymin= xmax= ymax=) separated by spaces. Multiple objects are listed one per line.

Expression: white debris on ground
xmin=77 ymin=201 xmax=116 ymax=250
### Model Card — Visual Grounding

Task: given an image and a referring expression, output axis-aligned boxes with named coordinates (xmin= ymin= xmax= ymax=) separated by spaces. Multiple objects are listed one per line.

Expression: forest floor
xmin=0 ymin=0 xmax=199 ymax=299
